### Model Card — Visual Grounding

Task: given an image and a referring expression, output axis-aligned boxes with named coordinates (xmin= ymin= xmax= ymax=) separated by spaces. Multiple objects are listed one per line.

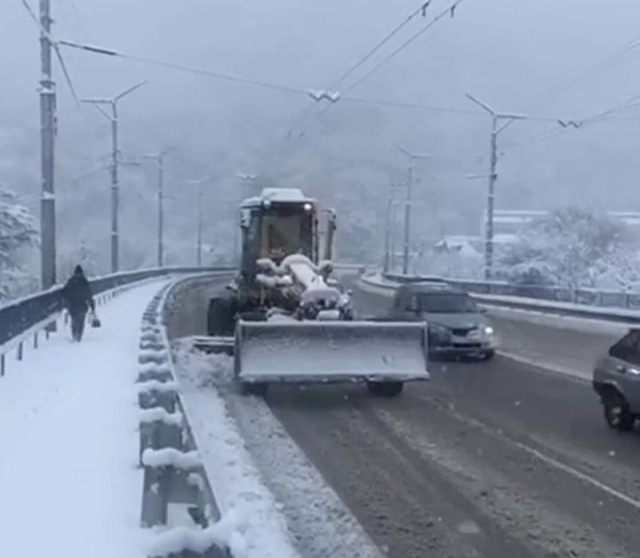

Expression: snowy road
xmin=166 ymin=275 xmax=640 ymax=558
xmin=0 ymin=281 xmax=167 ymax=558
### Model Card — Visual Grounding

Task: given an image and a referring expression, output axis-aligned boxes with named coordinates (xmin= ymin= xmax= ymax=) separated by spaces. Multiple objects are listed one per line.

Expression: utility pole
xmin=465 ymin=94 xmax=526 ymax=280
xmin=82 ymin=81 xmax=146 ymax=273
xmin=197 ymin=188 xmax=203 ymax=266
xmin=39 ymin=0 xmax=56 ymax=290
xmin=143 ymin=149 xmax=173 ymax=267
xmin=396 ymin=145 xmax=430 ymax=275
xmin=187 ymin=176 xmax=209 ymax=267
xmin=383 ymin=182 xmax=404 ymax=274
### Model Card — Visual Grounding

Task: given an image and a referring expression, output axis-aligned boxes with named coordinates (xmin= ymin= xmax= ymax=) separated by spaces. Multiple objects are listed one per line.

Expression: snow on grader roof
xmin=241 ymin=188 xmax=317 ymax=207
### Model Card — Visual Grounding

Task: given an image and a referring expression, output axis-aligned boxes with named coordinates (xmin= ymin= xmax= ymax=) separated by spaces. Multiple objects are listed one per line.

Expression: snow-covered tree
xmin=0 ymin=189 xmax=38 ymax=301
xmin=496 ymin=207 xmax=626 ymax=288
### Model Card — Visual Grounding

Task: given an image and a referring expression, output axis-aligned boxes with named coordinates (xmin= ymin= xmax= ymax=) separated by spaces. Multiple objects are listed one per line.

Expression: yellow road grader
xmin=194 ymin=187 xmax=429 ymax=396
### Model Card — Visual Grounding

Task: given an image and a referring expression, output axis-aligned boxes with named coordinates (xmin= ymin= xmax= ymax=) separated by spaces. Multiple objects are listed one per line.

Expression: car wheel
xmin=239 ymin=382 xmax=269 ymax=397
xmin=207 ymin=297 xmax=235 ymax=337
xmin=367 ymin=381 xmax=404 ymax=397
xmin=603 ymin=394 xmax=635 ymax=432
xmin=481 ymin=349 xmax=496 ymax=361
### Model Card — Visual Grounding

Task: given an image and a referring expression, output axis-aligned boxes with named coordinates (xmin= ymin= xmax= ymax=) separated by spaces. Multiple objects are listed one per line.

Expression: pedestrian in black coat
xmin=62 ymin=265 xmax=95 ymax=342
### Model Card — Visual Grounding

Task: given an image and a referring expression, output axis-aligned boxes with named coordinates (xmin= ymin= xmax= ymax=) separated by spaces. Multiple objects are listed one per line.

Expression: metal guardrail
xmin=379 ymin=271 xmax=640 ymax=312
xmin=0 ymin=266 xmax=234 ymax=349
xmin=473 ymin=294 xmax=640 ymax=324
xmin=0 ymin=266 xmax=236 ymax=378
xmin=138 ymin=276 xmax=230 ymax=557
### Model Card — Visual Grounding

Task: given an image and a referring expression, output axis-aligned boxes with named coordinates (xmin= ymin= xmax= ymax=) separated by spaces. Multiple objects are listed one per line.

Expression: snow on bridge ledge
xmin=0 ymin=280 xmax=169 ymax=558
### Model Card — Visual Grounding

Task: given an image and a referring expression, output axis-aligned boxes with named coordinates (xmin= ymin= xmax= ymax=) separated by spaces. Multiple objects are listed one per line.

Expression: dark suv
xmin=593 ymin=329 xmax=640 ymax=431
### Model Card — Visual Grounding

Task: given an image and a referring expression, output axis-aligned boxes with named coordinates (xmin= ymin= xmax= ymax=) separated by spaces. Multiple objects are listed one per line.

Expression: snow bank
xmin=172 ymin=342 xmax=385 ymax=558
xmin=142 ymin=448 xmax=201 ymax=469
xmin=139 ymin=361 xmax=172 ymax=376
xmin=137 ymin=379 xmax=180 ymax=394
xmin=170 ymin=345 xmax=303 ymax=558
xmin=139 ymin=407 xmax=183 ymax=426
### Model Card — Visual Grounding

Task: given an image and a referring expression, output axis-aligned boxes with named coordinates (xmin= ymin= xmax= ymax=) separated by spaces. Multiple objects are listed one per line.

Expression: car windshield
xmin=414 ymin=292 xmax=478 ymax=313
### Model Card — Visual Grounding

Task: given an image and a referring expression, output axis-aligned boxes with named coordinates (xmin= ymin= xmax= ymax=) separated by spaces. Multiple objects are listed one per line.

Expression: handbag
xmin=90 ymin=309 xmax=101 ymax=328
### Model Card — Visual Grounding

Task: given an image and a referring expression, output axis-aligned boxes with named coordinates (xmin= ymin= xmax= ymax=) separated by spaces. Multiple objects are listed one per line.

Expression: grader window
xmin=262 ymin=205 xmax=313 ymax=259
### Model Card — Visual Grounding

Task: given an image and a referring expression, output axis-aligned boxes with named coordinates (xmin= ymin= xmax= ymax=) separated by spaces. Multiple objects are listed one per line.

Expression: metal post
xmin=485 ymin=116 xmax=498 ymax=280
xmin=157 ymin=157 xmax=164 ymax=267
xmin=82 ymin=82 xmax=146 ymax=273
xmin=390 ymin=201 xmax=398 ymax=273
xmin=111 ymin=103 xmax=119 ymax=272
xmin=383 ymin=194 xmax=393 ymax=273
xmin=196 ymin=187 xmax=203 ymax=267
xmin=464 ymin=93 xmax=527 ymax=281
xmin=402 ymin=160 xmax=414 ymax=275
xmin=396 ymin=145 xmax=430 ymax=276
xmin=40 ymin=0 xmax=56 ymax=290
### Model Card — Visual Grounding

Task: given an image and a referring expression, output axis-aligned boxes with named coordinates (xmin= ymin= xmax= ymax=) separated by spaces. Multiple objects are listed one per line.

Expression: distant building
xmin=434 ymin=236 xmax=482 ymax=256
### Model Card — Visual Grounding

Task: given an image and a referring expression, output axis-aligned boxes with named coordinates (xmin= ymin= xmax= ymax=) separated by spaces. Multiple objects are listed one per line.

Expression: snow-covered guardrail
xmin=361 ymin=271 xmax=640 ymax=325
xmin=0 ymin=266 xmax=235 ymax=377
xmin=473 ymin=293 xmax=640 ymax=324
xmin=380 ymin=270 xmax=640 ymax=310
xmin=137 ymin=275 xmax=232 ymax=558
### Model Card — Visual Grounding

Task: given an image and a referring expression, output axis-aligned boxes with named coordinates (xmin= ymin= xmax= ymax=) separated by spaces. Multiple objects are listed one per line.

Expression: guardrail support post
xmin=17 ymin=342 xmax=23 ymax=361
xmin=1 ymin=354 xmax=5 ymax=377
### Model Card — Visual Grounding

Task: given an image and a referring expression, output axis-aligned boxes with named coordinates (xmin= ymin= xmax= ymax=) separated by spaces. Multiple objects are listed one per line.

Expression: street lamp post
xmin=82 ymin=81 xmax=146 ymax=272
xmin=396 ymin=145 xmax=430 ymax=275
xmin=143 ymin=148 xmax=172 ymax=267
xmin=384 ymin=182 xmax=405 ymax=274
xmin=187 ymin=176 xmax=210 ymax=267
xmin=465 ymin=93 xmax=526 ymax=280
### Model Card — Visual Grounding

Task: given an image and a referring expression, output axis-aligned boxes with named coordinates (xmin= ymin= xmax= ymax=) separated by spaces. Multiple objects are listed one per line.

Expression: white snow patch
xmin=0 ymin=281 xmax=169 ymax=558
xmin=137 ymin=379 xmax=180 ymax=394
xmin=139 ymin=361 xmax=172 ymax=376
xmin=139 ymin=407 xmax=183 ymax=426
xmin=172 ymin=342 xmax=385 ymax=558
xmin=256 ymin=273 xmax=293 ymax=288
xmin=187 ymin=472 xmax=205 ymax=489
xmin=139 ymin=348 xmax=169 ymax=361
xmin=169 ymin=346 xmax=303 ymax=558
xmin=484 ymin=304 xmax=630 ymax=336
xmin=476 ymin=292 xmax=640 ymax=320
xmin=145 ymin=510 xmax=245 ymax=557
xmin=142 ymin=448 xmax=200 ymax=469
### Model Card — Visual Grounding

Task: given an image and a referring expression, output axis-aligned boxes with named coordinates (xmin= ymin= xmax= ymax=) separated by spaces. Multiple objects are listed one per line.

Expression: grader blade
xmin=234 ymin=320 xmax=429 ymax=384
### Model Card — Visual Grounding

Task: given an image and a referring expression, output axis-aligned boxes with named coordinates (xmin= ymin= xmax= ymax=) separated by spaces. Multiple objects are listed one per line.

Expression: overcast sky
xmin=3 ymin=0 xmax=640 ymax=255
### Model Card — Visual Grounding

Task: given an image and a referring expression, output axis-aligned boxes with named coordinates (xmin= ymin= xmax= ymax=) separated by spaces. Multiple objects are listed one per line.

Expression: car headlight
xmin=428 ymin=323 xmax=451 ymax=343
xmin=483 ymin=326 xmax=494 ymax=336
xmin=429 ymin=324 xmax=450 ymax=335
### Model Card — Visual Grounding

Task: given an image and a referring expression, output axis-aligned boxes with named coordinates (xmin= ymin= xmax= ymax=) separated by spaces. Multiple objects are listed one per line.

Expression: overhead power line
xmin=542 ymin=34 xmax=640 ymax=106
xmin=289 ymin=0 xmax=469 ymax=140
xmin=283 ymin=1 xmax=437 ymax=136
xmin=505 ymin=91 xmax=640 ymax=150
xmin=331 ymin=1 xmax=435 ymax=91
xmin=58 ymin=39 xmax=309 ymax=96
xmin=345 ymin=0 xmax=467 ymax=93
xmin=19 ymin=0 xmax=81 ymax=104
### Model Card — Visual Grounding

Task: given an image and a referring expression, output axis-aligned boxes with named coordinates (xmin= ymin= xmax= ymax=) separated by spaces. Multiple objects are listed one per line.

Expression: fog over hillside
xmin=2 ymin=0 xmax=640 ymax=277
